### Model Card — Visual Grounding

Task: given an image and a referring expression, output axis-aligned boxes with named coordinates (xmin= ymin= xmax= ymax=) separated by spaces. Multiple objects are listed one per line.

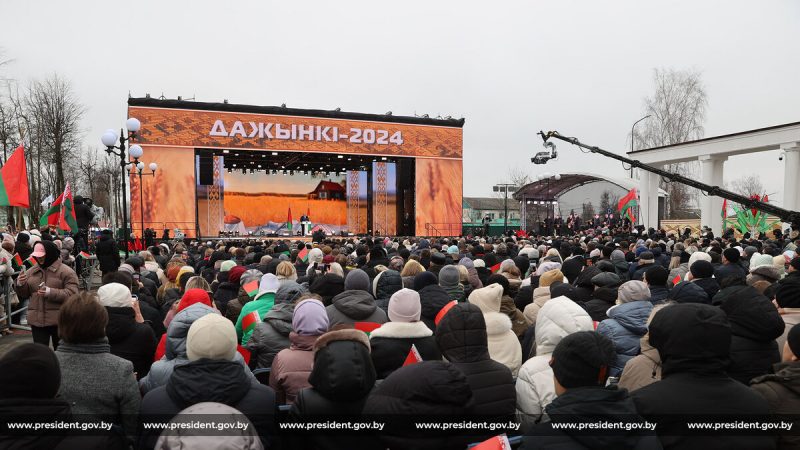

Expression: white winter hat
xmin=97 ymin=283 xmax=132 ymax=308
xmin=186 ymin=314 xmax=237 ymax=361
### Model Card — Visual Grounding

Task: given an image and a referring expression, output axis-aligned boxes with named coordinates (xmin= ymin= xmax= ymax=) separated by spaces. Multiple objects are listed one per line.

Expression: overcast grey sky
xmin=1 ymin=0 xmax=798 ymax=200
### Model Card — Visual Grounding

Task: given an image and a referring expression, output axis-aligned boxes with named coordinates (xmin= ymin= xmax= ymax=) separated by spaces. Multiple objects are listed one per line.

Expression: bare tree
xmin=582 ymin=201 xmax=596 ymax=222
xmin=632 ymin=68 xmax=708 ymax=219
xmin=25 ymin=75 xmax=85 ymax=194
xmin=728 ymin=174 xmax=766 ymax=198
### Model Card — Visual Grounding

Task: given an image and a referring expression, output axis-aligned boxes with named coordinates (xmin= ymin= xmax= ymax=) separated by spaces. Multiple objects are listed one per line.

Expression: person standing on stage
xmin=482 ymin=215 xmax=492 ymax=237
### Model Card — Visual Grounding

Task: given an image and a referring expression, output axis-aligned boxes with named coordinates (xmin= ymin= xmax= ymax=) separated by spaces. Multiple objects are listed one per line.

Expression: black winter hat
xmin=723 ymin=248 xmax=741 ymax=263
xmin=15 ymin=233 xmax=29 ymax=244
xmin=551 ymin=331 xmax=615 ymax=389
xmin=690 ymin=260 xmax=714 ymax=279
xmin=430 ymin=252 xmax=447 ymax=266
xmin=550 ymin=283 xmax=579 ymax=302
xmin=644 ymin=265 xmax=669 ymax=286
xmin=791 ymin=256 xmax=800 ymax=272
xmin=0 ymin=343 xmax=60 ymax=399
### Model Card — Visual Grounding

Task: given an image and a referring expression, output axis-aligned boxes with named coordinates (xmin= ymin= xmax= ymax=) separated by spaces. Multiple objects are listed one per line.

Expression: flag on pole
xmin=672 ymin=274 xmax=682 ymax=286
xmin=721 ymin=199 xmax=728 ymax=232
xmin=241 ymin=310 xmax=261 ymax=335
xmin=298 ymin=246 xmax=309 ymax=262
xmin=617 ymin=188 xmax=638 ymax=224
xmin=287 ymin=207 xmax=293 ymax=232
xmin=79 ymin=251 xmax=92 ymax=259
xmin=402 ymin=344 xmax=423 ymax=367
xmin=11 ymin=253 xmax=23 ymax=271
xmin=39 ymin=183 xmax=78 ymax=233
xmin=243 ymin=280 xmax=259 ymax=298
xmin=0 ymin=144 xmax=30 ymax=208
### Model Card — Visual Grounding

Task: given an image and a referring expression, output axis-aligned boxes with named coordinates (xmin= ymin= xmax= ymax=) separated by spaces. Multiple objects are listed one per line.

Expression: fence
xmin=0 ymin=271 xmax=30 ymax=332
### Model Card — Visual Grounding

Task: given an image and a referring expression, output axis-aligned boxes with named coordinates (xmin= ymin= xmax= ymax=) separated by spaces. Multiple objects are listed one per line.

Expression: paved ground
xmin=0 ymin=330 xmax=34 ymax=357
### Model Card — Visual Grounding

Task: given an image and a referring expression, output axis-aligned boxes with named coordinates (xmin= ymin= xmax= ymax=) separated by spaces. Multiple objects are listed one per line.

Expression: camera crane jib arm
xmin=537 ymin=130 xmax=800 ymax=229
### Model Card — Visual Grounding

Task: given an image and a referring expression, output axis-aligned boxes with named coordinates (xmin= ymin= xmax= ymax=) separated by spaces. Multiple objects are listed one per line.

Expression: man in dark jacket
xmin=138 ymin=314 xmax=275 ymax=450
xmin=522 ymin=331 xmax=661 ymax=449
xmin=583 ymin=272 xmax=621 ymax=322
xmin=715 ymin=247 xmax=747 ymax=285
xmin=98 ymin=282 xmax=157 ymax=380
xmin=775 ymin=257 xmax=800 ymax=308
xmin=629 ymin=251 xmax=656 ymax=281
xmin=327 ymin=269 xmax=387 ymax=327
xmin=435 ymin=302 xmax=515 ymax=428
xmin=73 ymin=195 xmax=94 ymax=253
xmin=689 ymin=260 xmax=720 ymax=299
xmin=291 ymin=329 xmax=381 ymax=450
xmin=715 ymin=284 xmax=784 ymax=384
xmin=643 ymin=265 xmax=670 ymax=304
xmin=96 ymin=229 xmax=120 ymax=275
xmin=631 ymin=303 xmax=775 ymax=450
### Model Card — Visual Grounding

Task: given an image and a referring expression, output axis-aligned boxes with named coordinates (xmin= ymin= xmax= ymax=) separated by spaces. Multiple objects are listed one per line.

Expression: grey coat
xmin=246 ymin=302 xmax=293 ymax=369
xmin=55 ymin=339 xmax=141 ymax=436
xmin=139 ymin=303 xmax=257 ymax=394
xmin=326 ymin=290 xmax=388 ymax=327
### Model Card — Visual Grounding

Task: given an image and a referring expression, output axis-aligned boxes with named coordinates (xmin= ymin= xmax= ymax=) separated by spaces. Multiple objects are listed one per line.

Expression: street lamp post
xmin=101 ymin=118 xmax=143 ymax=259
xmin=630 ymin=115 xmax=651 ymax=178
xmin=493 ymin=183 xmax=517 ymax=236
xmin=135 ymin=161 xmax=158 ymax=242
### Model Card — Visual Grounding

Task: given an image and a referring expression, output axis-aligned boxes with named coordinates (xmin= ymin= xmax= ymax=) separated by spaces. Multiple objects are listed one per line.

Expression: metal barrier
xmin=0 ymin=271 xmax=30 ymax=332
xmin=79 ymin=256 xmax=100 ymax=291
xmin=424 ymin=223 xmax=463 ymax=237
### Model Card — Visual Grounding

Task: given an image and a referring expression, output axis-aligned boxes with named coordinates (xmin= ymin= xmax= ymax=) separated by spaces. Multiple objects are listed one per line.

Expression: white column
xmin=639 ymin=166 xmax=661 ymax=230
xmin=782 ymin=142 xmax=800 ymax=212
xmin=699 ymin=155 xmax=727 ymax=233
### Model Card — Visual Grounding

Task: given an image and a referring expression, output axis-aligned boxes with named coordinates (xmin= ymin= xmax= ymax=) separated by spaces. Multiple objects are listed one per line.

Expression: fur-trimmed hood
xmin=314 ymin=328 xmax=371 ymax=355
xmin=484 ymin=311 xmax=512 ymax=336
xmin=370 ymin=321 xmax=433 ymax=339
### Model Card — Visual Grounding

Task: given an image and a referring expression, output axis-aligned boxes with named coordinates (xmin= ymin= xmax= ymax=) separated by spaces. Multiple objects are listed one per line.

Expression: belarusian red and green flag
xmin=39 ymin=183 xmax=78 ymax=233
xmin=241 ymin=310 xmax=261 ymax=335
xmin=354 ymin=321 xmax=382 ymax=336
xmin=617 ymin=188 xmax=638 ymax=224
xmin=0 ymin=144 xmax=30 ymax=208
xmin=243 ymin=279 xmax=259 ymax=298
xmin=11 ymin=253 xmax=23 ymax=271
xmin=297 ymin=246 xmax=309 ymax=262
xmin=402 ymin=344 xmax=423 ymax=367
xmin=721 ymin=199 xmax=728 ymax=232
xmin=287 ymin=207 xmax=293 ymax=232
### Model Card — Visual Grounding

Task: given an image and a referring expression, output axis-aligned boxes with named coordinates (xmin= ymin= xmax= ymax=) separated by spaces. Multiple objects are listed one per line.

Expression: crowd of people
xmin=1 ymin=225 xmax=799 ymax=449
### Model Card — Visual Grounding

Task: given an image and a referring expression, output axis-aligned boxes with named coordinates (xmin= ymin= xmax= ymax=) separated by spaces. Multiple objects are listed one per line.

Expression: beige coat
xmin=16 ymin=259 xmax=79 ymax=327
xmin=618 ymin=334 xmax=662 ymax=392
xmin=522 ymin=286 xmax=551 ymax=325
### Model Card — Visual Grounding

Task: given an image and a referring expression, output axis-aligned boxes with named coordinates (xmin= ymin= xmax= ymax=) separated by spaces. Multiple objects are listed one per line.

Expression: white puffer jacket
xmin=515 ymin=296 xmax=593 ymax=429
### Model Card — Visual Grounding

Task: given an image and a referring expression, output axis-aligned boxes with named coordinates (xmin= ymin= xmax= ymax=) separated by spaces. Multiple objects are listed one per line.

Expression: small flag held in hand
xmin=298 ymin=246 xmax=309 ymax=262
xmin=472 ymin=434 xmax=512 ymax=450
xmin=241 ymin=310 xmax=261 ymax=334
xmin=243 ymin=280 xmax=259 ymax=298
xmin=402 ymin=344 xmax=423 ymax=367
xmin=672 ymin=274 xmax=682 ymax=286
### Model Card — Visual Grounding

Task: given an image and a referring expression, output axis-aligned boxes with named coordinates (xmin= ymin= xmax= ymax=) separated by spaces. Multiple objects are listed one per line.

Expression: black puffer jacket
xmin=514 ymin=284 xmax=534 ymax=311
xmin=369 ymin=321 xmax=441 ymax=379
xmin=693 ymin=277 xmax=720 ymax=300
xmin=363 ymin=361 xmax=475 ymax=450
xmin=291 ymin=329 xmax=381 ymax=450
xmin=418 ymin=284 xmax=451 ymax=331
xmin=105 ymin=307 xmax=157 ymax=380
xmin=138 ymin=359 xmax=276 ymax=450
xmin=435 ymin=303 xmax=515 ymax=422
xmin=631 ymin=303 xmax=774 ymax=450
xmin=373 ymin=269 xmax=403 ymax=313
xmin=716 ymin=285 xmax=784 ymax=384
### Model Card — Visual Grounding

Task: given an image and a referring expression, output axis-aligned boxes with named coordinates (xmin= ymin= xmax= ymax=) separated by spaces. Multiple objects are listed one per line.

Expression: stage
xmin=127 ymin=97 xmax=464 ymax=239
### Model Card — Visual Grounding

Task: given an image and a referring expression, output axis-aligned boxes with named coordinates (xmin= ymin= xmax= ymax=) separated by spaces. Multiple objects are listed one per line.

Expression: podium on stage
xmin=300 ymin=221 xmax=312 ymax=236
